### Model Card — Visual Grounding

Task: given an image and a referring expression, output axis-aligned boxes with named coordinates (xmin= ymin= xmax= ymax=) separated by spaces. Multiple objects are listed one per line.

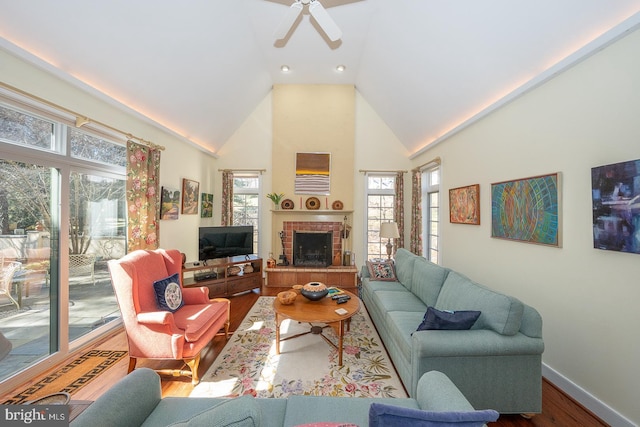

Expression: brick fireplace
xmin=281 ymin=221 xmax=343 ymax=266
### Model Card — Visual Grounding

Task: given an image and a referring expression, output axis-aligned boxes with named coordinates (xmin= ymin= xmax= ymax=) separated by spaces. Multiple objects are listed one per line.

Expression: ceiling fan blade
xmin=308 ymin=0 xmax=342 ymax=42
xmin=274 ymin=1 xmax=304 ymax=40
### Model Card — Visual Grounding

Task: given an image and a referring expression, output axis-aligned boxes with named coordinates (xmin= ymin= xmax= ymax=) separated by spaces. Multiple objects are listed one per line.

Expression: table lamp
xmin=380 ymin=222 xmax=400 ymax=260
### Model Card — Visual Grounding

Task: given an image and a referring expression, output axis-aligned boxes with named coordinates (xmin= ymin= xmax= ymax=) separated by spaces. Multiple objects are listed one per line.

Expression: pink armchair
xmin=108 ymin=248 xmax=230 ymax=384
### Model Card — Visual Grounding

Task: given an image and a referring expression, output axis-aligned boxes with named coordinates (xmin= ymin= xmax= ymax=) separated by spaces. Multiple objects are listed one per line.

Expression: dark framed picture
xmin=491 ymin=173 xmax=561 ymax=246
xmin=591 ymin=158 xmax=640 ymax=254
xmin=160 ymin=187 xmax=180 ymax=220
xmin=201 ymin=193 xmax=213 ymax=218
xmin=181 ymin=179 xmax=200 ymax=214
xmin=449 ymin=184 xmax=480 ymax=225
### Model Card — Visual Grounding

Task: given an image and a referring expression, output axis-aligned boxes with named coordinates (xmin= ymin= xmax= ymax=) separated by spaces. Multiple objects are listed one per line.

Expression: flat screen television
xmin=198 ymin=225 xmax=254 ymax=261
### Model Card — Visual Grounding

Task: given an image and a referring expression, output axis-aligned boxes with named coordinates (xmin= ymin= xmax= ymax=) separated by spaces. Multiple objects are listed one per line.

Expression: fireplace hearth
xmin=293 ymin=231 xmax=333 ymax=267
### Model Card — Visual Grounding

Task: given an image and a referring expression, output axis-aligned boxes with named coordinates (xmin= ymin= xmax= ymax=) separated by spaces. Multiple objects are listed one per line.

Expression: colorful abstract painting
xmin=295 ymin=152 xmax=330 ymax=195
xmin=591 ymin=158 xmax=640 ymax=254
xmin=449 ymin=184 xmax=480 ymax=225
xmin=491 ymin=173 xmax=560 ymax=246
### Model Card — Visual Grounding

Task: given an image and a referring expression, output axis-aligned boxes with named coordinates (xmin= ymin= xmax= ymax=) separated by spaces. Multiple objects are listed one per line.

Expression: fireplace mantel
xmin=271 ymin=210 xmax=353 ymax=215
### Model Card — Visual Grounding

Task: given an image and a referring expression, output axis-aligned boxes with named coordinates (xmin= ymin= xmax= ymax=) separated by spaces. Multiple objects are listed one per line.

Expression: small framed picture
xmin=181 ymin=179 xmax=200 ymax=214
xmin=449 ymin=184 xmax=480 ymax=225
xmin=201 ymin=193 xmax=213 ymax=218
xmin=160 ymin=187 xmax=180 ymax=220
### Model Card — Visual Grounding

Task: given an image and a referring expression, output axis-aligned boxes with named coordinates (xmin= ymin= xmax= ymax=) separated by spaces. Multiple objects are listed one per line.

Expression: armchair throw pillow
xmin=153 ymin=273 xmax=184 ymax=313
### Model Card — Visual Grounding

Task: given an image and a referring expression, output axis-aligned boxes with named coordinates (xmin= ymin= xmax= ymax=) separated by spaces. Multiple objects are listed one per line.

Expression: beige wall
xmin=412 ymin=28 xmax=640 ymax=426
xmin=0 ymin=47 xmax=217 ymax=262
xmin=272 ymin=85 xmax=355 ymax=207
xmin=270 ymin=85 xmax=356 ymax=254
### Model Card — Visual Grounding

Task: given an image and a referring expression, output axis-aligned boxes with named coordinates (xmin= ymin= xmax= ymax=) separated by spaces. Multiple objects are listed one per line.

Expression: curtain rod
xmin=218 ymin=168 xmax=267 ymax=174
xmin=359 ymin=169 xmax=407 ymax=174
xmin=0 ymin=81 xmax=165 ymax=151
xmin=412 ymin=156 xmax=441 ymax=172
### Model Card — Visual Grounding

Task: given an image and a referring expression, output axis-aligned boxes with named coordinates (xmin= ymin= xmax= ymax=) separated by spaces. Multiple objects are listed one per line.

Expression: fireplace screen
xmin=293 ymin=231 xmax=333 ymax=267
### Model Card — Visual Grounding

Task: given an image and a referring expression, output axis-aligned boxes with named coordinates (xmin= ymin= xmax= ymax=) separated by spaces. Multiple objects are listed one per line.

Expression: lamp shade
xmin=380 ymin=222 xmax=400 ymax=239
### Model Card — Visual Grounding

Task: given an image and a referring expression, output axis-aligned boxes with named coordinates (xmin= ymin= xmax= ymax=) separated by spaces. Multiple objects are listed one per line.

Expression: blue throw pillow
xmin=369 ymin=403 xmax=499 ymax=427
xmin=417 ymin=307 xmax=480 ymax=331
xmin=153 ymin=273 xmax=184 ymax=313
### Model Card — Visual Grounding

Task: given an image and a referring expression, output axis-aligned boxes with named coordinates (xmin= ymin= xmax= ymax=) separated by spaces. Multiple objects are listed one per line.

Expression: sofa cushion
xmin=173 ymin=302 xmax=229 ymax=342
xmin=284 ymin=396 xmax=420 ymax=427
xmin=393 ymin=249 xmax=418 ymax=291
xmin=153 ymin=274 xmax=184 ymax=313
xmin=386 ymin=311 xmax=425 ymax=361
xmin=370 ymin=290 xmax=427 ymax=314
xmin=435 ymin=271 xmax=523 ymax=336
xmin=363 ymin=280 xmax=407 ymax=293
xmin=367 ymin=260 xmax=398 ymax=281
xmin=369 ymin=403 xmax=499 ymax=427
xmin=416 ymin=307 xmax=480 ymax=331
xmin=410 ymin=259 xmax=449 ymax=307
xmin=167 ymin=395 xmax=261 ymax=427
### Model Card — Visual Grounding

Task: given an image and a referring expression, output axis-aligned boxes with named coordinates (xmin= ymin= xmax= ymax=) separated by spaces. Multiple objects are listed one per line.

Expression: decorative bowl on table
xmin=227 ymin=265 xmax=241 ymax=276
xmin=277 ymin=291 xmax=297 ymax=305
xmin=300 ymin=282 xmax=329 ymax=301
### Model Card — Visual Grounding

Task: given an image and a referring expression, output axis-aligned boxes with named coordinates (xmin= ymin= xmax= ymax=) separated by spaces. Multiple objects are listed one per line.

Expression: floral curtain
xmin=126 ymin=140 xmax=161 ymax=251
xmin=394 ymin=171 xmax=405 ymax=251
xmin=221 ymin=170 xmax=234 ymax=226
xmin=410 ymin=170 xmax=423 ymax=255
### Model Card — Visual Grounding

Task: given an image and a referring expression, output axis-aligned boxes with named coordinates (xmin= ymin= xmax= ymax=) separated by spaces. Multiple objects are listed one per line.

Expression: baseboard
xmin=542 ymin=363 xmax=635 ymax=427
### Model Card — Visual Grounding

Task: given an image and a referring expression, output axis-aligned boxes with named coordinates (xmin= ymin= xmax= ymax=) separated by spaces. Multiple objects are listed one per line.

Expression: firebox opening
xmin=293 ymin=231 xmax=332 ymax=267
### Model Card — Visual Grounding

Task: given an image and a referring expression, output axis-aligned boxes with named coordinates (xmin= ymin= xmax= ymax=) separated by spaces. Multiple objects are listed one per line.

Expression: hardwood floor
xmin=2 ymin=286 xmax=607 ymax=426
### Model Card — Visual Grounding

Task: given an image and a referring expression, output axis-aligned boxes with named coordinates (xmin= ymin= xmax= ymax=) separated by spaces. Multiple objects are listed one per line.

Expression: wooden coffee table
xmin=273 ymin=289 xmax=361 ymax=366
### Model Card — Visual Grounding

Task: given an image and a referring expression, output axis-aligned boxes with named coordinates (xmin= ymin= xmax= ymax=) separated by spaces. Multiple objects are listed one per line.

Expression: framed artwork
xmin=160 ymin=187 xmax=180 ymax=220
xmin=491 ymin=173 xmax=561 ymax=246
xmin=201 ymin=193 xmax=213 ymax=218
xmin=295 ymin=152 xmax=331 ymax=195
xmin=449 ymin=184 xmax=480 ymax=225
xmin=181 ymin=179 xmax=200 ymax=214
xmin=591 ymin=158 xmax=640 ymax=254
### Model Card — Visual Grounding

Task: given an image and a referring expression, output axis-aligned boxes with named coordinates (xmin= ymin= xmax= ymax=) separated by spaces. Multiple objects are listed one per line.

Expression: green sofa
xmin=70 ymin=368 xmax=498 ymax=427
xmin=361 ymin=249 xmax=544 ymax=414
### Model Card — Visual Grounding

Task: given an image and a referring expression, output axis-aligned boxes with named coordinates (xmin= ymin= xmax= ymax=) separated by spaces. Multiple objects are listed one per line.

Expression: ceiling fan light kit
xmin=274 ymin=0 xmax=342 ymax=42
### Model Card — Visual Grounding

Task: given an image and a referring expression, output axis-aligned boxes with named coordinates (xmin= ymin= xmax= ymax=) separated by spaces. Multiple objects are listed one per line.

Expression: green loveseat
xmin=361 ymin=248 xmax=544 ymax=414
xmin=71 ymin=368 xmax=498 ymax=427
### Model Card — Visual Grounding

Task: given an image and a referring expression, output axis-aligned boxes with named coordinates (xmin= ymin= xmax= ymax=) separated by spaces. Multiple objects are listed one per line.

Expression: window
xmin=232 ymin=174 xmax=260 ymax=252
xmin=366 ymin=174 xmax=395 ymax=260
xmin=422 ymin=166 xmax=440 ymax=263
xmin=0 ymin=98 xmax=126 ymax=388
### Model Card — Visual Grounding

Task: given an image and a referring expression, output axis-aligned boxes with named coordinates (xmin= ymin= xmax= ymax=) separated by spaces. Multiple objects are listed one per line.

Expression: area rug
xmin=190 ymin=296 xmax=407 ymax=399
xmin=3 ymin=349 xmax=127 ymax=403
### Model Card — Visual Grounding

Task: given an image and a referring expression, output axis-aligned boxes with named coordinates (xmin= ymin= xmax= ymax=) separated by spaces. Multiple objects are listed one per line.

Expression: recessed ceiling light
xmin=336 ymin=65 xmax=346 ymax=72
xmin=281 ymin=65 xmax=290 ymax=72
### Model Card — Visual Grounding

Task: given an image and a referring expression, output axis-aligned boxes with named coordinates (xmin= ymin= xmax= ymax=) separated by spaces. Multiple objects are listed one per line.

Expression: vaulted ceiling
xmin=1 ymin=1 xmax=639 ymax=157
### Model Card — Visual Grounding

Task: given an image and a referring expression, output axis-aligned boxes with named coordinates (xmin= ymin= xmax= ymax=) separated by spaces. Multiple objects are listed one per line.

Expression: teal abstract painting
xmin=491 ymin=173 xmax=560 ymax=246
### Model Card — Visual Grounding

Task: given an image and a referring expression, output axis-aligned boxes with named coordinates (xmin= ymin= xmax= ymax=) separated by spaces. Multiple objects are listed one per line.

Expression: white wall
xmin=411 ymin=28 xmax=640 ymax=426
xmin=354 ymin=91 xmax=412 ymax=262
xmin=215 ymin=93 xmax=273 ymax=259
xmin=0 ymin=47 xmax=217 ymax=261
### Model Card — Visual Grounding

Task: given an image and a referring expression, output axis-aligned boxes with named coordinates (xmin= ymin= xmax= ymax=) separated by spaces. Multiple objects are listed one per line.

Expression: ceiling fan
xmin=274 ymin=0 xmax=343 ymax=42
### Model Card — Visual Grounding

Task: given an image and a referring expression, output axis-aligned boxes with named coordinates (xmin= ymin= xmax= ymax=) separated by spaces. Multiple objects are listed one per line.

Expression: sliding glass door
xmin=0 ymin=101 xmax=126 ymax=388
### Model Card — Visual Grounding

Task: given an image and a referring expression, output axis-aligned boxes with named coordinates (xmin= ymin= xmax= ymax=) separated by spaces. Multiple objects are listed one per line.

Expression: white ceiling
xmin=1 ymin=0 xmax=640 ymax=156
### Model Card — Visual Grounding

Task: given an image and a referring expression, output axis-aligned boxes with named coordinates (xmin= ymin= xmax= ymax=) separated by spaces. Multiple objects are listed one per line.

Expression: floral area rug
xmin=190 ymin=296 xmax=407 ymax=399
